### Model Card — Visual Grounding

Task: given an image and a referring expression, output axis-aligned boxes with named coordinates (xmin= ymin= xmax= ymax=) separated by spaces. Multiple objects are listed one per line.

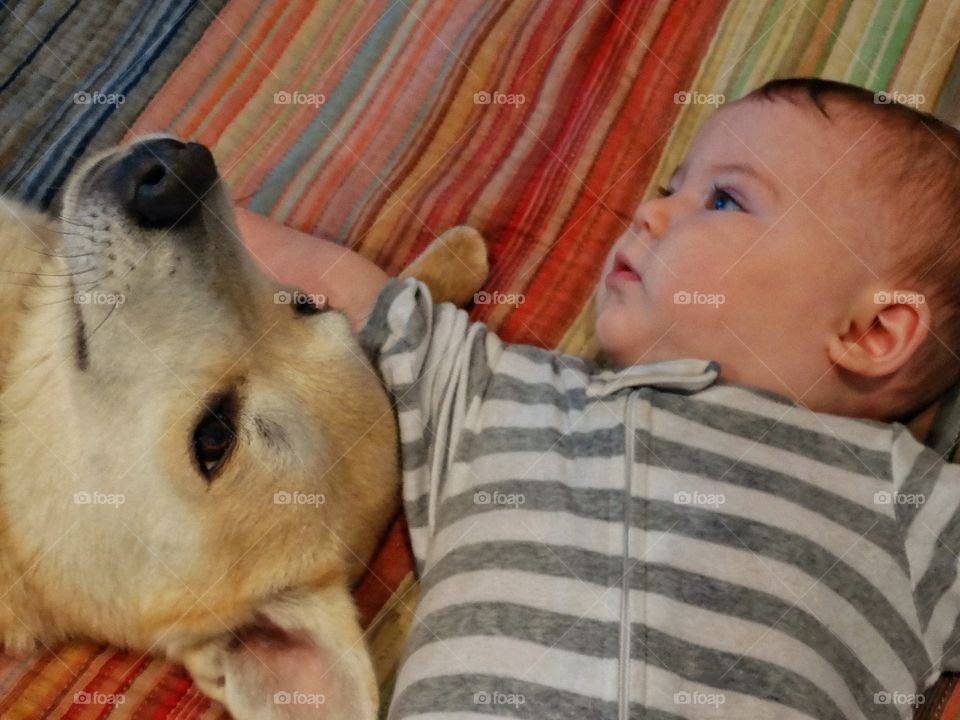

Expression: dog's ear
xmin=179 ymin=584 xmax=379 ymax=720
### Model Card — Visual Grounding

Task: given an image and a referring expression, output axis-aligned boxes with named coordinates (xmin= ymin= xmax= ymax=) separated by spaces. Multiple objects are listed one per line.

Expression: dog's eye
xmin=192 ymin=400 xmax=237 ymax=480
xmin=292 ymin=292 xmax=328 ymax=316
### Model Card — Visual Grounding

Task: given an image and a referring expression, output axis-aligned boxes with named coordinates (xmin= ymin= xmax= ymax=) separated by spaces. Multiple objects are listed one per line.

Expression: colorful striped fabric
xmin=0 ymin=0 xmax=228 ymax=207
xmin=0 ymin=0 xmax=959 ymax=717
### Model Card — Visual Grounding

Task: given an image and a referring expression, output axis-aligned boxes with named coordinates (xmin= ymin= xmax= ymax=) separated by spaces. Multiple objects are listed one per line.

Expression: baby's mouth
xmin=605 ymin=251 xmax=642 ymax=287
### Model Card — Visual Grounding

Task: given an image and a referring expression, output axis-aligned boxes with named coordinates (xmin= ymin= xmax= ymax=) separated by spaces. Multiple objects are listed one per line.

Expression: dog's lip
xmin=75 ymin=154 xmax=115 ymax=195
xmin=228 ymin=614 xmax=286 ymax=650
xmin=228 ymin=612 xmax=310 ymax=651
xmin=86 ymin=156 xmax=110 ymax=180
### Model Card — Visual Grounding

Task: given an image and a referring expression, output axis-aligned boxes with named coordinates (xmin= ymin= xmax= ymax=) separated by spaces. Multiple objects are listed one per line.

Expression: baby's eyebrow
xmin=713 ymin=162 xmax=783 ymax=202
xmin=668 ymin=161 xmax=783 ymax=203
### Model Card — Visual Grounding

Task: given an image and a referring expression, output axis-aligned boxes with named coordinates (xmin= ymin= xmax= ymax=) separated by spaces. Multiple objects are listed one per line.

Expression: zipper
xmin=618 ymin=391 xmax=636 ymax=720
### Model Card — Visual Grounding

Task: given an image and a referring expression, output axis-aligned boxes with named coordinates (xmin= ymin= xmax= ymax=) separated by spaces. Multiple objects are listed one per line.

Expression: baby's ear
xmin=828 ymin=289 xmax=930 ymax=377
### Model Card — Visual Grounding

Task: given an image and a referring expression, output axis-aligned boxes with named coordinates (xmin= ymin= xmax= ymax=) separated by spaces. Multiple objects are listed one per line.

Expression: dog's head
xmin=0 ymin=137 xmax=399 ymax=717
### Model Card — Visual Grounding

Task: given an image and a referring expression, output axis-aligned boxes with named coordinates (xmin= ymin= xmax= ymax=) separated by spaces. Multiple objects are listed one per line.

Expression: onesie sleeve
xmin=356 ymin=277 xmax=500 ymax=562
xmin=891 ymin=422 xmax=960 ymax=674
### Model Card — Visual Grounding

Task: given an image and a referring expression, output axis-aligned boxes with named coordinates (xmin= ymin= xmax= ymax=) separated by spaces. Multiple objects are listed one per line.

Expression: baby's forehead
xmin=677 ymin=97 xmax=892 ymax=259
xmin=682 ymin=98 xmax=871 ymax=196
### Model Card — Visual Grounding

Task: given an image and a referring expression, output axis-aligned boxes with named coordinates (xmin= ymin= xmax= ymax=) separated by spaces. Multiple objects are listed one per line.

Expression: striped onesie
xmin=357 ymin=276 xmax=960 ymax=720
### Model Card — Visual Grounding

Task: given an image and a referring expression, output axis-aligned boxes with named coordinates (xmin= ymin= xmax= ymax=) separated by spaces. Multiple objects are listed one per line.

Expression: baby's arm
xmin=236 ymin=207 xmax=504 ymax=541
xmin=235 ymin=207 xmax=388 ymax=332
xmin=892 ymin=425 xmax=960 ymax=673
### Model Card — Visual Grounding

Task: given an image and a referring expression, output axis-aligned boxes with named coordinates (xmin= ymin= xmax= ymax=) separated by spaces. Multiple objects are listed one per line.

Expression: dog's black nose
xmin=104 ymin=139 xmax=218 ymax=228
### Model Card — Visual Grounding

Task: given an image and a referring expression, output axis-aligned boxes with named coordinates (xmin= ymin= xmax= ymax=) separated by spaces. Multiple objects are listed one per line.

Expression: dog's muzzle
xmin=97 ymin=138 xmax=218 ymax=229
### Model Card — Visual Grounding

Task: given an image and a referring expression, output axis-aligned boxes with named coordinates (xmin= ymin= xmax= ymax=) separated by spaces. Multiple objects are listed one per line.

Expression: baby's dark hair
xmin=744 ymin=77 xmax=960 ymax=418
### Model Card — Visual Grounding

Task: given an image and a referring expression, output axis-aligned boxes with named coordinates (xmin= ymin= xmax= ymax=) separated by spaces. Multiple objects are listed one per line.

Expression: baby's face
xmin=595 ymin=98 xmax=887 ymax=400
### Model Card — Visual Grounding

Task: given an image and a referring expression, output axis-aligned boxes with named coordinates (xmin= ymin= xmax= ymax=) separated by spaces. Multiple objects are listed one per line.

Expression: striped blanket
xmin=0 ymin=0 xmax=958 ymax=717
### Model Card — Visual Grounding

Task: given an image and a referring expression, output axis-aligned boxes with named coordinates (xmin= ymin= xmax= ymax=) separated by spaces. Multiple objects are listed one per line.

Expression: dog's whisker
xmin=0 ymin=267 xmax=98 ymax=278
xmin=0 ymin=280 xmax=87 ymax=290
xmin=23 ymin=247 xmax=95 ymax=259
xmin=44 ymin=267 xmax=99 ymax=277
xmin=56 ymin=217 xmax=96 ymax=229
xmin=69 ymin=272 xmax=113 ymax=289
xmin=57 ymin=213 xmax=93 ymax=223
xmin=24 ymin=296 xmax=84 ymax=309
xmin=0 ymin=280 xmax=62 ymax=288
xmin=84 ymin=298 xmax=119 ymax=342
xmin=55 ymin=230 xmax=95 ymax=237
xmin=54 ymin=312 xmax=87 ymax=345
xmin=53 ymin=230 xmax=112 ymax=248
xmin=6 ymin=271 xmax=113 ymax=290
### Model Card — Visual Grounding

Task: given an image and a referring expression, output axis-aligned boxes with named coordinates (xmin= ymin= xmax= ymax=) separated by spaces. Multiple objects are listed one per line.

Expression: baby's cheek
xmin=659 ymin=284 xmax=729 ymax=348
xmin=648 ymin=276 xmax=694 ymax=320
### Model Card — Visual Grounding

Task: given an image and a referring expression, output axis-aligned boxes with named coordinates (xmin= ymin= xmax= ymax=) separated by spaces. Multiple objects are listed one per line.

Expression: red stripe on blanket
xmin=502 ymin=0 xmax=729 ymax=347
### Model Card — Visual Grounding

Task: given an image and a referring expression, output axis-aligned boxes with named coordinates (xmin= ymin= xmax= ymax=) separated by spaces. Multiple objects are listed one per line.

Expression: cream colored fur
xmin=0 ymin=137 xmax=487 ymax=719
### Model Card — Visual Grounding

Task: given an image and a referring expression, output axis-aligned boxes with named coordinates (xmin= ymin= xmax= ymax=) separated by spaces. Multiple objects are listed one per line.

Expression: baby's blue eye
xmin=711 ymin=185 xmax=742 ymax=212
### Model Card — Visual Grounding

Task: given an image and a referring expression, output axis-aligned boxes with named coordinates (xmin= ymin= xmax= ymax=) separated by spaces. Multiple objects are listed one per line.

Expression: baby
xmin=238 ymin=77 xmax=960 ymax=719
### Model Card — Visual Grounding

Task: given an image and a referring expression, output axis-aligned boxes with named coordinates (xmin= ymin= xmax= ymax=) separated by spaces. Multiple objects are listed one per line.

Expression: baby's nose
xmin=629 ymin=198 xmax=669 ymax=242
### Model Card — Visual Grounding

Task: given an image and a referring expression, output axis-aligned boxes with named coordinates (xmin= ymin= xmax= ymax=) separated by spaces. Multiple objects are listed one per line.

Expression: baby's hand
xmin=235 ymin=207 xmax=389 ymax=332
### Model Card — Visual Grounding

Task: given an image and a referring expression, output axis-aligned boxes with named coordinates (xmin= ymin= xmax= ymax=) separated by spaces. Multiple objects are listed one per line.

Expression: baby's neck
xmin=906 ymin=400 xmax=939 ymax=443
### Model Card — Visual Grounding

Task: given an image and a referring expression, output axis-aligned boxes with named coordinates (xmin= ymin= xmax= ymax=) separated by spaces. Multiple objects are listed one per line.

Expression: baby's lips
xmin=606 ymin=251 xmax=642 ymax=285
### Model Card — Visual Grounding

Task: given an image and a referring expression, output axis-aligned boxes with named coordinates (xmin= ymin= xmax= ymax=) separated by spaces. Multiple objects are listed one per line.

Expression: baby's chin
xmin=594 ymin=301 xmax=652 ymax=368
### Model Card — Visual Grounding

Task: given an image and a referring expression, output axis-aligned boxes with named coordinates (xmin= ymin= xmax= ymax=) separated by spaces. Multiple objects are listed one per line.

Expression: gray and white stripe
xmin=357 ymin=277 xmax=954 ymax=720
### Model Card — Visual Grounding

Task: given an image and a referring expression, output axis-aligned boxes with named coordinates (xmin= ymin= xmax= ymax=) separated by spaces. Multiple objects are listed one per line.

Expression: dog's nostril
xmin=105 ymin=139 xmax=218 ymax=230
xmin=134 ymin=165 xmax=196 ymax=228
xmin=141 ymin=164 xmax=165 ymax=187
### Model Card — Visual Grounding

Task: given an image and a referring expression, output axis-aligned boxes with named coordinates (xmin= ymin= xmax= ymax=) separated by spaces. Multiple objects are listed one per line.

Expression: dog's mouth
xmin=70 ymin=277 xmax=90 ymax=371
xmin=228 ymin=612 xmax=307 ymax=652
xmin=75 ymin=155 xmax=111 ymax=195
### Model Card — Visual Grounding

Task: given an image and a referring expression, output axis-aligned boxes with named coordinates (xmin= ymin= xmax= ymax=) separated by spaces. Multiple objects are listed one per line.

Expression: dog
xmin=0 ymin=136 xmax=488 ymax=718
